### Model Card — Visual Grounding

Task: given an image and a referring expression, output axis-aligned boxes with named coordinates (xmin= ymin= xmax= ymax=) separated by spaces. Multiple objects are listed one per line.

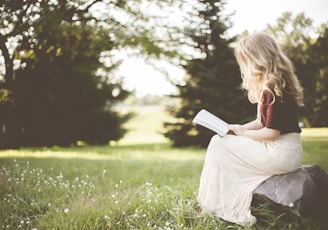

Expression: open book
xmin=192 ymin=109 xmax=229 ymax=137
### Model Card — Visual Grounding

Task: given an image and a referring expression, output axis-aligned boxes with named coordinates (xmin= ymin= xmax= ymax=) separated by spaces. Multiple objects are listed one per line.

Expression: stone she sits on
xmin=253 ymin=164 xmax=328 ymax=219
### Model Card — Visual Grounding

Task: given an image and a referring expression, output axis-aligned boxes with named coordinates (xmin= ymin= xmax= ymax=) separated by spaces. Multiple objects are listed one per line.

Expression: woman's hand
xmin=229 ymin=124 xmax=246 ymax=136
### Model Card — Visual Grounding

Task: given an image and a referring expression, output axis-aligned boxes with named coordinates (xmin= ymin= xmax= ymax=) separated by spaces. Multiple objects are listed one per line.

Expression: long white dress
xmin=197 ymin=132 xmax=302 ymax=226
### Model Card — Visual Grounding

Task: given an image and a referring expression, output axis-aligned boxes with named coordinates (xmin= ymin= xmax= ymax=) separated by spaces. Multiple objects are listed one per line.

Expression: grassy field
xmin=0 ymin=105 xmax=327 ymax=229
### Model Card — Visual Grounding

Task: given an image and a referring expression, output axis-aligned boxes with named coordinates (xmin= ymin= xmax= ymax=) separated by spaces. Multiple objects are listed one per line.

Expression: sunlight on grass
xmin=301 ymin=128 xmax=328 ymax=137
xmin=301 ymin=127 xmax=328 ymax=141
xmin=0 ymin=144 xmax=203 ymax=161
xmin=0 ymin=149 xmax=116 ymax=160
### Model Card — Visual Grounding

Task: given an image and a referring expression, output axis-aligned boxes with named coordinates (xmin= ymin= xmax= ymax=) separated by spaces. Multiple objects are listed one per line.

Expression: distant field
xmin=118 ymin=104 xmax=328 ymax=143
xmin=118 ymin=105 xmax=172 ymax=145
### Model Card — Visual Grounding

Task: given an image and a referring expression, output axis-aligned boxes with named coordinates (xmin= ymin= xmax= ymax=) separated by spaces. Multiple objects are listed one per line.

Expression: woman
xmin=197 ymin=32 xmax=304 ymax=226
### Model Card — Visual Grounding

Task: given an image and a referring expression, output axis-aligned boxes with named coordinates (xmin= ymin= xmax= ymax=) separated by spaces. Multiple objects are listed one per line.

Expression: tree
xmin=0 ymin=0 xmax=42 ymax=148
xmin=0 ymin=0 xmax=130 ymax=148
xmin=13 ymin=20 xmax=132 ymax=146
xmin=0 ymin=0 xmax=182 ymax=148
xmin=310 ymin=27 xmax=328 ymax=126
xmin=265 ymin=12 xmax=328 ymax=126
xmin=164 ymin=0 xmax=254 ymax=147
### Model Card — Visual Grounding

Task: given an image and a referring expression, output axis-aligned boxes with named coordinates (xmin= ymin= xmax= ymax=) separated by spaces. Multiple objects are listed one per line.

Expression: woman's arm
xmin=242 ymin=119 xmax=263 ymax=130
xmin=230 ymin=101 xmax=281 ymax=140
xmin=229 ymin=124 xmax=280 ymax=141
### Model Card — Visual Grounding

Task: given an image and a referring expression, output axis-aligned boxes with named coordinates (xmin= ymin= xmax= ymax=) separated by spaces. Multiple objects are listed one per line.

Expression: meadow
xmin=0 ymin=105 xmax=328 ymax=230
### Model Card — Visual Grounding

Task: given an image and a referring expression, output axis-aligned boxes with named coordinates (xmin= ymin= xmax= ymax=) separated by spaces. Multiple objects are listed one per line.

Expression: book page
xmin=192 ymin=109 xmax=229 ymax=137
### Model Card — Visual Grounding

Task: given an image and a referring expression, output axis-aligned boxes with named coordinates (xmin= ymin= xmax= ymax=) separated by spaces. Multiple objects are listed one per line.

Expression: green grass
xmin=0 ymin=105 xmax=327 ymax=229
xmin=0 ymin=144 xmax=205 ymax=230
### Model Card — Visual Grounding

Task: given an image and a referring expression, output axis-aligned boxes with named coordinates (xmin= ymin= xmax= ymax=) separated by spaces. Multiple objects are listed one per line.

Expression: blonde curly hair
xmin=234 ymin=32 xmax=303 ymax=106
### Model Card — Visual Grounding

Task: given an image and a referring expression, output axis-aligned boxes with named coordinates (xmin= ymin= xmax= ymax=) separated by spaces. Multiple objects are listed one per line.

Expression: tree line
xmin=0 ymin=0 xmax=327 ymax=149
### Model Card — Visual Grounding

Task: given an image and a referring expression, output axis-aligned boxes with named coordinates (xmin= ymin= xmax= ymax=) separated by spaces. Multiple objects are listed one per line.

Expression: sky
xmin=120 ymin=0 xmax=328 ymax=97
xmin=225 ymin=0 xmax=328 ymax=36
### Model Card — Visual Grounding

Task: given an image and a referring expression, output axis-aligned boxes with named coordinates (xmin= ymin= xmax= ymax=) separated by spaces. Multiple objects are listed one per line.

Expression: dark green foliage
xmin=309 ymin=28 xmax=328 ymax=127
xmin=288 ymin=27 xmax=328 ymax=128
xmin=266 ymin=13 xmax=328 ymax=127
xmin=164 ymin=0 xmax=254 ymax=147
xmin=11 ymin=22 xmax=131 ymax=146
xmin=0 ymin=1 xmax=132 ymax=148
